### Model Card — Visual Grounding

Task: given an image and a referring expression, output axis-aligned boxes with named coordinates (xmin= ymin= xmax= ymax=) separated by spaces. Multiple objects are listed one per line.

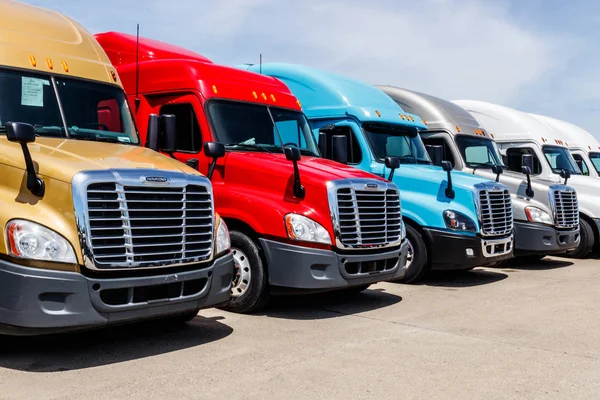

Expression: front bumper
xmin=514 ymin=221 xmax=580 ymax=255
xmin=259 ymin=238 xmax=407 ymax=293
xmin=0 ymin=252 xmax=234 ymax=336
xmin=423 ymin=228 xmax=513 ymax=270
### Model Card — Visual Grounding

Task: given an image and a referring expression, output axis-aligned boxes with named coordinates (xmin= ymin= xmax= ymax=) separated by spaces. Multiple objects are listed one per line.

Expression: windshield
xmin=0 ymin=69 xmax=138 ymax=144
xmin=542 ymin=145 xmax=581 ymax=175
xmin=456 ymin=135 xmax=504 ymax=169
xmin=589 ymin=152 xmax=600 ymax=174
xmin=206 ymin=100 xmax=319 ymax=156
xmin=362 ymin=121 xmax=431 ymax=164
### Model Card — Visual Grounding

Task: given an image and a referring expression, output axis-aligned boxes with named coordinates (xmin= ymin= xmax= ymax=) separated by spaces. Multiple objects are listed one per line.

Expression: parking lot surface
xmin=0 ymin=256 xmax=599 ymax=400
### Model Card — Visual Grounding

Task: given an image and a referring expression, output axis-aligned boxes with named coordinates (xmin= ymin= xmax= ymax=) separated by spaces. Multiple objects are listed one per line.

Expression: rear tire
xmin=221 ymin=230 xmax=269 ymax=313
xmin=566 ymin=218 xmax=594 ymax=259
xmin=397 ymin=224 xmax=429 ymax=283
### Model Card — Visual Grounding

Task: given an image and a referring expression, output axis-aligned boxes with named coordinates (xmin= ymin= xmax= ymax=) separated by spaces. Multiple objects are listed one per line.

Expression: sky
xmin=22 ymin=0 xmax=600 ymax=137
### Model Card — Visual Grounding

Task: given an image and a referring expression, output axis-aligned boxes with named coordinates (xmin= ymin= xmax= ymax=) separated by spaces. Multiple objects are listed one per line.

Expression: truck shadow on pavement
xmin=418 ymin=268 xmax=508 ymax=288
xmin=0 ymin=315 xmax=232 ymax=372
xmin=260 ymin=289 xmax=402 ymax=320
xmin=500 ymin=257 xmax=574 ymax=271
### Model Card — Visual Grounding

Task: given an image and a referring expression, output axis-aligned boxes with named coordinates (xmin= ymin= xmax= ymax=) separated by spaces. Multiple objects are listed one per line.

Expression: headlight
xmin=284 ymin=213 xmax=332 ymax=245
xmin=216 ymin=218 xmax=231 ymax=255
xmin=443 ymin=210 xmax=476 ymax=232
xmin=525 ymin=206 xmax=553 ymax=225
xmin=6 ymin=220 xmax=76 ymax=263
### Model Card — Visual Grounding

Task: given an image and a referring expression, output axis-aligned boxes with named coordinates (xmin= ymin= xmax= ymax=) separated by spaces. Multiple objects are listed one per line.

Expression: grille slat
xmin=552 ymin=189 xmax=579 ymax=229
xmin=335 ymin=187 xmax=402 ymax=247
xmin=86 ymin=182 xmax=213 ymax=268
xmin=478 ymin=189 xmax=513 ymax=236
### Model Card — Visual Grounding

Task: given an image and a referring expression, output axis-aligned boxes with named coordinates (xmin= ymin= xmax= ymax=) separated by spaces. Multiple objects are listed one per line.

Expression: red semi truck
xmin=96 ymin=32 xmax=409 ymax=313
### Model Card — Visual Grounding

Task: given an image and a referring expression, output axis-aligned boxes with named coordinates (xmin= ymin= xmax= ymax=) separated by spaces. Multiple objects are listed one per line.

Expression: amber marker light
xmin=297 ymin=99 xmax=302 ymax=108
xmin=456 ymin=125 xmax=461 ymax=132
xmin=261 ymin=93 xmax=267 ymax=100
xmin=422 ymin=119 xmax=427 ymax=125
xmin=61 ymin=61 xmax=69 ymax=72
xmin=270 ymin=94 xmax=276 ymax=102
xmin=252 ymin=91 xmax=258 ymax=99
xmin=212 ymin=85 xmax=218 ymax=94
xmin=375 ymin=110 xmax=381 ymax=117
xmin=110 ymin=71 xmax=118 ymax=82
xmin=29 ymin=55 xmax=37 ymax=67
xmin=46 ymin=58 xmax=53 ymax=70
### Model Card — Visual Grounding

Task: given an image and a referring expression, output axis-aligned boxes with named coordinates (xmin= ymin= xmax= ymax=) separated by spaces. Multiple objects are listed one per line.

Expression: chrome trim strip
xmin=72 ymin=170 xmax=214 ymax=271
xmin=481 ymin=235 xmax=513 ymax=258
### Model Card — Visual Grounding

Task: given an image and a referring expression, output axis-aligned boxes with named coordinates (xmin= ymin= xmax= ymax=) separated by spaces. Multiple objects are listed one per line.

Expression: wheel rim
xmin=231 ymin=248 xmax=252 ymax=298
xmin=406 ymin=239 xmax=414 ymax=270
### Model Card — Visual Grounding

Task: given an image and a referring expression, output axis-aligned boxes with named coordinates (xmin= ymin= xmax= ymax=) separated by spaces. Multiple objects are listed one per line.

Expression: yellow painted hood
xmin=0 ymin=137 xmax=201 ymax=182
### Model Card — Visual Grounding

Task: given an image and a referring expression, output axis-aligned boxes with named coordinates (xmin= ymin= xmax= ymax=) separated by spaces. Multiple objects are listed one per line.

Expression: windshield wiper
xmin=225 ymin=143 xmax=274 ymax=153
xmin=70 ymin=135 xmax=123 ymax=144
xmin=468 ymin=161 xmax=497 ymax=173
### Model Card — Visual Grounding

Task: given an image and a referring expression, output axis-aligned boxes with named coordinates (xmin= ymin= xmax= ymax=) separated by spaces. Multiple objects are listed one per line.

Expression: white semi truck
xmin=454 ymin=100 xmax=599 ymax=258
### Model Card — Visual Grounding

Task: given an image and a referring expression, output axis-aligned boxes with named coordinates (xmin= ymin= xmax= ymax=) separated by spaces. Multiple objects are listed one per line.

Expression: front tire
xmin=566 ymin=218 xmax=594 ymax=259
xmin=396 ymin=224 xmax=429 ymax=283
xmin=221 ymin=231 xmax=269 ymax=313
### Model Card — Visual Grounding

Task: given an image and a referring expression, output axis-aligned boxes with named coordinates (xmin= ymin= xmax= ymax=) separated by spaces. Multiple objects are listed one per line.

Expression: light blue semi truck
xmin=240 ymin=63 xmax=515 ymax=282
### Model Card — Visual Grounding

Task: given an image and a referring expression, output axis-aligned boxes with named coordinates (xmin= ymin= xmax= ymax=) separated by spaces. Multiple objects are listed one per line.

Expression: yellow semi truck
xmin=0 ymin=0 xmax=233 ymax=334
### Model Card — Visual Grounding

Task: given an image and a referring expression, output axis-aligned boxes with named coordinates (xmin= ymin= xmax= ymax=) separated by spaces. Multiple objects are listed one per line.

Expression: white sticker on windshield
xmin=21 ymin=77 xmax=48 ymax=107
xmin=118 ymin=137 xmax=131 ymax=143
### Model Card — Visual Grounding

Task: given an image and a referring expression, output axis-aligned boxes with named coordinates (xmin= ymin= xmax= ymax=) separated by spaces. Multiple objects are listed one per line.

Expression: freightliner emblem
xmin=143 ymin=176 xmax=170 ymax=185
xmin=365 ymin=183 xmax=379 ymax=190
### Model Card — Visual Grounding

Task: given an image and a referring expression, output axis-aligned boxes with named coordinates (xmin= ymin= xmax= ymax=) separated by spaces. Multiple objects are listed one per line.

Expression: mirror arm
xmin=445 ymin=170 xmax=455 ymax=199
xmin=292 ymin=159 xmax=305 ymax=199
xmin=388 ymin=167 xmax=396 ymax=181
xmin=525 ymin=173 xmax=534 ymax=197
xmin=20 ymin=143 xmax=45 ymax=197
xmin=207 ymin=157 xmax=218 ymax=180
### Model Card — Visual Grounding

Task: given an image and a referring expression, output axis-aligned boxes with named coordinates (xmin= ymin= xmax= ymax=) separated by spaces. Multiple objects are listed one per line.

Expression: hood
xmin=221 ymin=151 xmax=386 ymax=193
xmin=0 ymin=137 xmax=199 ymax=183
xmin=399 ymin=164 xmax=492 ymax=191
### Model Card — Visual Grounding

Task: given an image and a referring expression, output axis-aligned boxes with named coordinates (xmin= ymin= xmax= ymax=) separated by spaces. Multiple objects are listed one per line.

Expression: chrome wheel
xmin=406 ymin=239 xmax=414 ymax=270
xmin=231 ymin=248 xmax=252 ymax=298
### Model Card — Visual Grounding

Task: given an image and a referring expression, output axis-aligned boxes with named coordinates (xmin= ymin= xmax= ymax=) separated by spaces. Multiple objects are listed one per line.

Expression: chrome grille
xmin=85 ymin=181 xmax=213 ymax=269
xmin=335 ymin=185 xmax=402 ymax=248
xmin=551 ymin=188 xmax=578 ymax=229
xmin=477 ymin=188 xmax=513 ymax=236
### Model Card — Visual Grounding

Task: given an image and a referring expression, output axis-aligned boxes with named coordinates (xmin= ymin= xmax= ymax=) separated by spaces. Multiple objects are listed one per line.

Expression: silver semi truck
xmin=378 ymin=87 xmax=580 ymax=261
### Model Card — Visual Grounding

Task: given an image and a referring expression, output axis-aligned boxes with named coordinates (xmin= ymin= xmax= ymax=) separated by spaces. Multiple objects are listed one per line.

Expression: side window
xmin=572 ymin=154 xmax=589 ymax=176
xmin=421 ymin=137 xmax=455 ymax=166
xmin=275 ymin=120 xmax=306 ymax=147
xmin=159 ymin=103 xmax=202 ymax=152
xmin=505 ymin=148 xmax=542 ymax=174
xmin=319 ymin=126 xmax=362 ymax=164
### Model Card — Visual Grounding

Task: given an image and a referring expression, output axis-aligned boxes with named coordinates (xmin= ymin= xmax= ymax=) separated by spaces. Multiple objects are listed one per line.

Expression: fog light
xmin=466 ymin=248 xmax=474 ymax=257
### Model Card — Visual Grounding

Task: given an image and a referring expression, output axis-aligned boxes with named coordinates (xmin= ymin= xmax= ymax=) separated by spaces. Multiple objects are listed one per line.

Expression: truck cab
xmin=0 ymin=1 xmax=234 ymax=334
xmin=242 ymin=63 xmax=515 ymax=282
xmin=378 ymin=87 xmax=579 ymax=261
xmin=528 ymin=114 xmax=600 ymax=179
xmin=96 ymin=32 xmax=408 ymax=313
xmin=455 ymin=100 xmax=596 ymax=258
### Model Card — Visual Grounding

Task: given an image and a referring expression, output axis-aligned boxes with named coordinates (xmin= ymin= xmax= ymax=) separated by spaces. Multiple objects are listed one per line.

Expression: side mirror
xmin=331 ymin=135 xmax=348 ymax=164
xmin=521 ymin=165 xmax=535 ymax=198
xmin=284 ymin=146 xmax=305 ymax=199
xmin=425 ymin=145 xmax=444 ymax=166
xmin=160 ymin=114 xmax=177 ymax=153
xmin=441 ymin=160 xmax=455 ymax=199
xmin=318 ymin=131 xmax=327 ymax=158
xmin=204 ymin=142 xmax=225 ymax=180
xmin=560 ymin=169 xmax=571 ymax=185
xmin=145 ymin=114 xmax=159 ymax=151
xmin=384 ymin=156 xmax=400 ymax=181
xmin=491 ymin=164 xmax=503 ymax=182
xmin=5 ymin=122 xmax=45 ymax=197
xmin=6 ymin=121 xmax=36 ymax=143
xmin=521 ymin=154 xmax=534 ymax=172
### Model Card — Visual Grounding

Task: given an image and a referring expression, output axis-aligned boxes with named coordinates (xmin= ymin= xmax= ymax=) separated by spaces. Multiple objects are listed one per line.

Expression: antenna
xmin=259 ymin=53 xmax=262 ymax=74
xmin=134 ymin=23 xmax=140 ymax=111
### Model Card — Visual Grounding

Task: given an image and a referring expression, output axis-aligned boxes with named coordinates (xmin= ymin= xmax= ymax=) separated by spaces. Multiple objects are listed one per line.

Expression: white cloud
xmin=22 ymin=0 xmax=592 ymax=134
